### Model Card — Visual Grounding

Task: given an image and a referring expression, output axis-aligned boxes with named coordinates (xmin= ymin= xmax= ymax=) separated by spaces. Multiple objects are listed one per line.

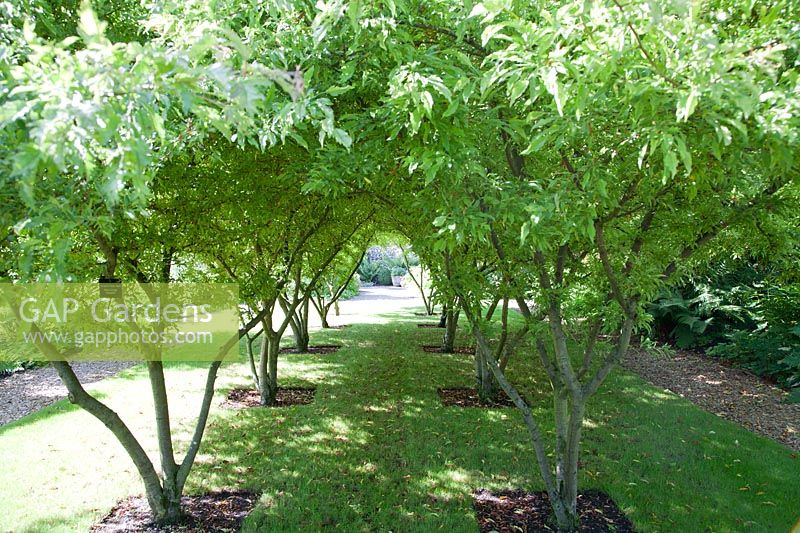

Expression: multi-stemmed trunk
xmin=473 ymin=297 xmax=525 ymax=403
xmin=311 ymin=250 xmax=366 ymax=328
xmin=441 ymin=305 xmax=459 ymax=353
xmin=474 ymin=344 xmax=495 ymax=401
xmin=283 ymin=295 xmax=311 ymax=352
xmin=41 ymin=309 xmax=257 ymax=525
xmin=401 ymin=251 xmax=436 ymax=315
xmin=257 ymin=328 xmax=281 ymax=405
xmin=464 ymin=295 xmax=634 ymax=532
xmin=247 ymin=298 xmax=299 ymax=406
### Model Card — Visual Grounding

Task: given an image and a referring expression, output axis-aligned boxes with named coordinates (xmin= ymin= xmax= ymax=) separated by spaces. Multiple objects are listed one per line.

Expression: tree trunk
xmin=438 ymin=305 xmax=448 ymax=328
xmin=246 ymin=331 xmax=261 ymax=390
xmin=258 ymin=330 xmax=280 ymax=405
xmin=474 ymin=345 xmax=495 ymax=402
xmin=485 ymin=296 xmax=502 ymax=321
xmin=441 ymin=307 xmax=459 ymax=353
xmin=311 ymin=296 xmax=332 ymax=328
xmin=320 ymin=305 xmax=331 ymax=328
xmin=146 ymin=361 xmax=183 ymax=523
xmin=283 ymin=296 xmax=310 ymax=352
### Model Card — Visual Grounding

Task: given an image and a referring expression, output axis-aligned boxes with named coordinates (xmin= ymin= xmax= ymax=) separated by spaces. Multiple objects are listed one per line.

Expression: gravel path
xmin=623 ymin=348 xmax=800 ymax=451
xmin=0 ymin=361 xmax=136 ymax=427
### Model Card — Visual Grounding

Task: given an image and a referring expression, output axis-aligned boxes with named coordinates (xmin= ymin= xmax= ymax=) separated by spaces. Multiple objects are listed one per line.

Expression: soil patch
xmin=280 ymin=344 xmax=342 ymax=354
xmin=422 ymin=344 xmax=475 ymax=354
xmin=223 ymin=387 xmax=316 ymax=408
xmin=417 ymin=323 xmax=443 ymax=329
xmin=438 ymin=387 xmax=515 ymax=408
xmin=91 ymin=489 xmax=259 ymax=532
xmin=328 ymin=324 xmax=351 ymax=330
xmin=473 ymin=488 xmax=635 ymax=533
xmin=623 ymin=347 xmax=800 ymax=451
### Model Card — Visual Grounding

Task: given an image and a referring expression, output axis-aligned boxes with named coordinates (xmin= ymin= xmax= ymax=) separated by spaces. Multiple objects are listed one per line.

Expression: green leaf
xmin=326 ymin=85 xmax=353 ymax=96
xmin=674 ymin=136 xmax=692 ymax=176
xmin=78 ymin=2 xmax=105 ymax=39
xmin=481 ymin=23 xmax=508 ymax=47
xmin=332 ymin=128 xmax=352 ymax=148
xmin=543 ymin=67 xmax=563 ymax=116
xmin=677 ymin=88 xmax=699 ymax=122
xmin=638 ymin=141 xmax=648 ymax=169
xmin=520 ymin=221 xmax=530 ymax=244
xmin=442 ymin=99 xmax=460 ymax=118
xmin=508 ymin=79 xmax=528 ymax=103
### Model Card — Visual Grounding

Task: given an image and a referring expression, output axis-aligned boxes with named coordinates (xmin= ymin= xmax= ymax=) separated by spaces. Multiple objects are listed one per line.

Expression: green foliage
xmin=339 ymin=274 xmax=360 ymax=300
xmin=390 ymin=266 xmax=407 ymax=277
xmin=358 ymin=246 xmax=406 ymax=285
xmin=710 ymin=328 xmax=800 ymax=390
xmin=647 ymin=289 xmax=753 ymax=349
xmin=648 ymin=261 xmax=800 ymax=390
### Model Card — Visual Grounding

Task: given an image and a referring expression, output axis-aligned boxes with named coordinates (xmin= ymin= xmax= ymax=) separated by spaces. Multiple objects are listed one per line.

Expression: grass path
xmin=0 ymin=305 xmax=798 ymax=532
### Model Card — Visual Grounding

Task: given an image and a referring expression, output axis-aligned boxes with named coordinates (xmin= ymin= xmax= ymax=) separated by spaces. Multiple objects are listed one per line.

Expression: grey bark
xmin=283 ymin=295 xmax=310 ymax=352
xmin=441 ymin=306 xmax=459 ymax=353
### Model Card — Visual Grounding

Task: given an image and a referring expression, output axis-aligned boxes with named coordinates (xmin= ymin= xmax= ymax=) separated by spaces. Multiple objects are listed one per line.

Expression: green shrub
xmin=375 ymin=265 xmax=392 ymax=286
xmin=648 ymin=260 xmax=800 ymax=392
xmin=647 ymin=288 xmax=752 ymax=348
xmin=340 ymin=274 xmax=360 ymax=300
xmin=358 ymin=246 xmax=407 ymax=285
xmin=710 ymin=327 xmax=800 ymax=390
xmin=390 ymin=266 xmax=407 ymax=277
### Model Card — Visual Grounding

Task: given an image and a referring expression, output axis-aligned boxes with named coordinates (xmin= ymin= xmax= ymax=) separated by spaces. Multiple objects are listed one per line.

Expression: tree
xmin=400 ymin=246 xmax=438 ymax=315
xmin=311 ymin=244 xmax=369 ymax=328
xmin=0 ymin=0 xmax=351 ymax=522
xmin=370 ymin=0 xmax=799 ymax=529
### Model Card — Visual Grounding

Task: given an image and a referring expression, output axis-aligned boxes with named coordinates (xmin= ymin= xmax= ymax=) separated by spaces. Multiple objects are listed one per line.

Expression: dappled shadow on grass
xmin=191 ymin=315 xmax=538 ymax=530
xmin=31 ymin=308 xmax=792 ymax=532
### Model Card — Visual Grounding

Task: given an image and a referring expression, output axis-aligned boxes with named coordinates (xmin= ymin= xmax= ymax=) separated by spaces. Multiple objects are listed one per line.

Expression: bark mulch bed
xmin=438 ymin=387 xmax=515 ymax=408
xmin=473 ymin=488 xmax=636 ymax=533
xmin=623 ymin=347 xmax=800 ymax=451
xmin=280 ymin=344 xmax=342 ymax=354
xmin=421 ymin=344 xmax=475 ymax=355
xmin=222 ymin=387 xmax=316 ymax=409
xmin=417 ymin=323 xmax=443 ymax=328
xmin=328 ymin=324 xmax=351 ymax=329
xmin=91 ymin=489 xmax=260 ymax=532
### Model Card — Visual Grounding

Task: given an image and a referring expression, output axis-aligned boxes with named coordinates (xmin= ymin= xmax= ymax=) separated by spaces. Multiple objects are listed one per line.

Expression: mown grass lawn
xmin=0 ymin=309 xmax=798 ymax=532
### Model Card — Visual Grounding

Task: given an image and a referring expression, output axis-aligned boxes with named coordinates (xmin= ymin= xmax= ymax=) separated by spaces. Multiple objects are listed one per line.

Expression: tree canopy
xmin=1 ymin=0 xmax=798 ymax=529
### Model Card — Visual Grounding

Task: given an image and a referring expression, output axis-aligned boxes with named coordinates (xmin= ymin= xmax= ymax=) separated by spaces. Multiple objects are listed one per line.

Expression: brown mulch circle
xmin=473 ymin=488 xmax=635 ymax=533
xmin=91 ymin=489 xmax=260 ymax=532
xmin=421 ymin=344 xmax=475 ymax=354
xmin=438 ymin=387 xmax=515 ymax=408
xmin=280 ymin=344 xmax=342 ymax=354
xmin=623 ymin=347 xmax=800 ymax=451
xmin=417 ymin=323 xmax=443 ymax=328
xmin=222 ymin=387 xmax=316 ymax=408
xmin=328 ymin=324 xmax=351 ymax=329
